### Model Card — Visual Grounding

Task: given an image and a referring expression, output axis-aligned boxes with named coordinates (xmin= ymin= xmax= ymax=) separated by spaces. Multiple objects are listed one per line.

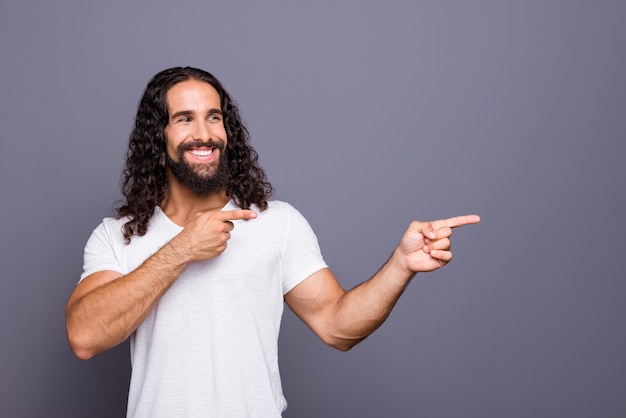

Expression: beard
xmin=166 ymin=139 xmax=230 ymax=197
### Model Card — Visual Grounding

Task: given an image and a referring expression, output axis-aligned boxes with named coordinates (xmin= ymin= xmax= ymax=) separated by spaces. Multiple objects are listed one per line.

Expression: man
xmin=66 ymin=66 xmax=480 ymax=417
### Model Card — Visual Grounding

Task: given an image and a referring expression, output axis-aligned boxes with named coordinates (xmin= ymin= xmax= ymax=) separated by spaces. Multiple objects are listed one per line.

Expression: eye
xmin=173 ymin=116 xmax=192 ymax=123
xmin=208 ymin=114 xmax=221 ymax=122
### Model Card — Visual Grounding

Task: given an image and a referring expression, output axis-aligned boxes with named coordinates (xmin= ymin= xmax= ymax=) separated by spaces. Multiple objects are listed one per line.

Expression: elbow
xmin=65 ymin=302 xmax=104 ymax=360
xmin=72 ymin=347 xmax=97 ymax=361
xmin=330 ymin=343 xmax=355 ymax=352
xmin=322 ymin=334 xmax=363 ymax=352
xmin=68 ymin=342 xmax=95 ymax=361
xmin=65 ymin=312 xmax=102 ymax=361
xmin=66 ymin=318 xmax=126 ymax=360
xmin=66 ymin=327 xmax=98 ymax=361
xmin=315 ymin=322 xmax=369 ymax=351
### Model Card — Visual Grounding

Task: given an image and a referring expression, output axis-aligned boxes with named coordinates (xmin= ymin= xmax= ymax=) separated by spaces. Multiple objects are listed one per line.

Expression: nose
xmin=192 ymin=120 xmax=212 ymax=142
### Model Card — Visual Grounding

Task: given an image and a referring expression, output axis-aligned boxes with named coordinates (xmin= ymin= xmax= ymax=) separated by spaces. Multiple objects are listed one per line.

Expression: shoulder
xmin=99 ymin=215 xmax=129 ymax=230
xmin=265 ymin=200 xmax=294 ymax=212
xmin=232 ymin=200 xmax=309 ymax=231
xmin=89 ymin=208 xmax=164 ymax=244
xmin=91 ymin=216 xmax=127 ymax=239
xmin=256 ymin=200 xmax=305 ymax=221
xmin=260 ymin=200 xmax=318 ymax=234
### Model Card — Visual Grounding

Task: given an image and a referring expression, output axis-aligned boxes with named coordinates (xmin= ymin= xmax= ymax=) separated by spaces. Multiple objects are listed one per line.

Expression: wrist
xmin=159 ymin=237 xmax=193 ymax=268
xmin=386 ymin=248 xmax=417 ymax=282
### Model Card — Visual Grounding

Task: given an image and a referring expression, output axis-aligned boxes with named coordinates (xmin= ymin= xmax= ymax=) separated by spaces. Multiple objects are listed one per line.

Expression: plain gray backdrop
xmin=1 ymin=1 xmax=624 ymax=417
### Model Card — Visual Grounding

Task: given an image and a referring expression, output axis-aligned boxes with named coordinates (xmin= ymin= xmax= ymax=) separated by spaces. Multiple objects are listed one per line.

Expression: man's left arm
xmin=284 ymin=214 xmax=480 ymax=351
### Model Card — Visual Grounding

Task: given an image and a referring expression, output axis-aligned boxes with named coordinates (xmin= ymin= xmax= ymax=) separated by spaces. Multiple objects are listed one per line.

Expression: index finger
xmin=218 ymin=209 xmax=258 ymax=221
xmin=432 ymin=214 xmax=480 ymax=230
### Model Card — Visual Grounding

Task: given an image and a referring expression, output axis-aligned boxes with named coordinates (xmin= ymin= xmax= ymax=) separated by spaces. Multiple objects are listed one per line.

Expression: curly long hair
xmin=116 ymin=67 xmax=272 ymax=242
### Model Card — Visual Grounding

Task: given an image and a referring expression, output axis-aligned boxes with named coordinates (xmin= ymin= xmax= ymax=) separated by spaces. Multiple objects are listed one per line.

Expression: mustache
xmin=177 ymin=139 xmax=226 ymax=153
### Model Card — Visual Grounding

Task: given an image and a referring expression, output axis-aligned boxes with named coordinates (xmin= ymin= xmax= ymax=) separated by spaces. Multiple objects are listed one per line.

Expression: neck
xmin=160 ymin=174 xmax=230 ymax=226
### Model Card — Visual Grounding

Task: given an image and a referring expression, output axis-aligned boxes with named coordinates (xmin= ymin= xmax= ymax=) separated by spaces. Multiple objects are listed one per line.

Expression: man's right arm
xmin=66 ymin=239 xmax=191 ymax=360
xmin=65 ymin=208 xmax=257 ymax=360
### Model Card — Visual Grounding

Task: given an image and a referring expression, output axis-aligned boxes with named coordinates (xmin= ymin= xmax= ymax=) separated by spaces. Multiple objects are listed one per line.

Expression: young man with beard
xmin=66 ymin=67 xmax=480 ymax=417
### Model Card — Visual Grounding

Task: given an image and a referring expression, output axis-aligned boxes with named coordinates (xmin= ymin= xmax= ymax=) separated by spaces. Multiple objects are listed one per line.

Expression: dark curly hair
xmin=116 ymin=67 xmax=272 ymax=242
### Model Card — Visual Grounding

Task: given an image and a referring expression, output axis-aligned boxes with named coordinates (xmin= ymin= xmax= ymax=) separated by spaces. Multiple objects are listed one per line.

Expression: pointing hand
xmin=173 ymin=209 xmax=257 ymax=261
xmin=395 ymin=214 xmax=480 ymax=275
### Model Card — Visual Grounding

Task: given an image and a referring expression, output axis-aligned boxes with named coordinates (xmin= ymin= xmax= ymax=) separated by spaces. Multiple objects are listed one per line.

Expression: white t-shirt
xmin=81 ymin=200 xmax=327 ymax=418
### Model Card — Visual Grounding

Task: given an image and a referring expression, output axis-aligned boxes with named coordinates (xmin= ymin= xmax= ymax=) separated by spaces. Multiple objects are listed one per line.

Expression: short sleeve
xmin=280 ymin=205 xmax=328 ymax=294
xmin=80 ymin=220 xmax=125 ymax=282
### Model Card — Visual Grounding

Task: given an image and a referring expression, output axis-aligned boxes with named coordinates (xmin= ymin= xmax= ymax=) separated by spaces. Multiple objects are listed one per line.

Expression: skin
xmin=65 ymin=79 xmax=480 ymax=360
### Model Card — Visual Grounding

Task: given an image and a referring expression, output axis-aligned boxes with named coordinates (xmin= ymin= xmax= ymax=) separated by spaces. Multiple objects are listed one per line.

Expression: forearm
xmin=328 ymin=249 xmax=415 ymax=350
xmin=66 ymin=241 xmax=190 ymax=359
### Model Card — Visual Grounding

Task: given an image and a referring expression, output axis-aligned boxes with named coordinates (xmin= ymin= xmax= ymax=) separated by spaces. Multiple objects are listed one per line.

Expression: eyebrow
xmin=170 ymin=108 xmax=223 ymax=120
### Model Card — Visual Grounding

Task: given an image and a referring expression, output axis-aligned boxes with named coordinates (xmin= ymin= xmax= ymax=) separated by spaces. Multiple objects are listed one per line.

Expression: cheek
xmin=217 ymin=125 xmax=228 ymax=146
xmin=216 ymin=124 xmax=227 ymax=137
xmin=166 ymin=144 xmax=178 ymax=159
xmin=164 ymin=127 xmax=183 ymax=156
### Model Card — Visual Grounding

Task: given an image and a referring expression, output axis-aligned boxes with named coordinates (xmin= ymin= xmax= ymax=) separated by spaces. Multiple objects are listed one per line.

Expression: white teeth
xmin=190 ymin=149 xmax=214 ymax=156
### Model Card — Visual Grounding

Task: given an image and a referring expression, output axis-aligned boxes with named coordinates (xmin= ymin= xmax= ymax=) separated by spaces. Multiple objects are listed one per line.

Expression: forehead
xmin=166 ymin=79 xmax=221 ymax=112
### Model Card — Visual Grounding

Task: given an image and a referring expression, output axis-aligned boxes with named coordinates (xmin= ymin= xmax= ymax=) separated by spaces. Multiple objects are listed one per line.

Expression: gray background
xmin=1 ymin=1 xmax=624 ymax=417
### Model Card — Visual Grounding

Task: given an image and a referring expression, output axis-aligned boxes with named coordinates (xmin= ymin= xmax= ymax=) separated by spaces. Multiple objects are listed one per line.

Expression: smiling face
xmin=163 ymin=79 xmax=230 ymax=196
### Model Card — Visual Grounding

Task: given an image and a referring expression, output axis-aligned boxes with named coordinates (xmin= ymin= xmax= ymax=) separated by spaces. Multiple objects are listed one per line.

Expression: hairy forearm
xmin=328 ymin=250 xmax=415 ymax=350
xmin=66 ymin=241 xmax=190 ymax=360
